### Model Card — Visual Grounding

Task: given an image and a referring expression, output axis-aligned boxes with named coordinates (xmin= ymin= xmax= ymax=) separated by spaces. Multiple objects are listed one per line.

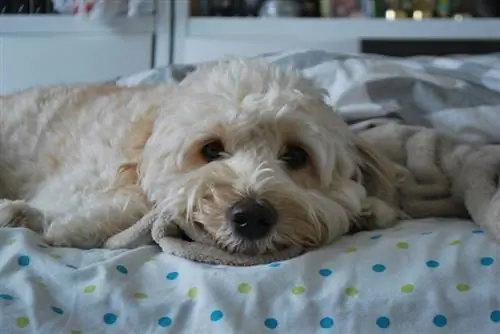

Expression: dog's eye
xmin=280 ymin=145 xmax=309 ymax=170
xmin=201 ymin=140 xmax=225 ymax=162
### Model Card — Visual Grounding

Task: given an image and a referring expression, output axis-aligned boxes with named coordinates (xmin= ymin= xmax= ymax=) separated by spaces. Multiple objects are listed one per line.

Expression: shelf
xmin=0 ymin=15 xmax=155 ymax=34
xmin=188 ymin=17 xmax=500 ymax=39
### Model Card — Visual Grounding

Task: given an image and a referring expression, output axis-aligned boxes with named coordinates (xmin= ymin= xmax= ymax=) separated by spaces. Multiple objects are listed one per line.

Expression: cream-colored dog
xmin=0 ymin=58 xmax=401 ymax=255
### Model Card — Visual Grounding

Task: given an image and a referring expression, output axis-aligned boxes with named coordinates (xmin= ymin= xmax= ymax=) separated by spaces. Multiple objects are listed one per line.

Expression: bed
xmin=2 ymin=50 xmax=500 ymax=333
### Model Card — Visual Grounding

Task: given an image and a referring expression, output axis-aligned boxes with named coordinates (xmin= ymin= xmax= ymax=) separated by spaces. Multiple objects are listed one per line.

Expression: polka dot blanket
xmin=0 ymin=218 xmax=499 ymax=334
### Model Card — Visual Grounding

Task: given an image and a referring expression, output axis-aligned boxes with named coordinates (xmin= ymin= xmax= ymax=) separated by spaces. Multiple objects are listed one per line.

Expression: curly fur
xmin=0 ymin=58 xmax=401 ymax=254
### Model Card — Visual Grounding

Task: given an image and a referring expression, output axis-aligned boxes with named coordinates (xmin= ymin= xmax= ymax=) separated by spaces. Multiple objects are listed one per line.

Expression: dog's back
xmin=0 ymin=84 xmax=163 ymax=199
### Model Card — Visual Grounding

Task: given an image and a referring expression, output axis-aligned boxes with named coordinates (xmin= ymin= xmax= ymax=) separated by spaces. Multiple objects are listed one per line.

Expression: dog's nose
xmin=227 ymin=198 xmax=278 ymax=240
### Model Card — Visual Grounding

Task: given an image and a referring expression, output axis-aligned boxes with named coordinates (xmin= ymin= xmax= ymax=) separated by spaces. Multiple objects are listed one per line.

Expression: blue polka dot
xmin=320 ymin=317 xmax=334 ymax=329
xmin=210 ymin=310 xmax=223 ymax=322
xmin=116 ymin=265 xmax=128 ymax=275
xmin=319 ymin=269 xmax=332 ymax=277
xmin=481 ymin=257 xmax=494 ymax=266
xmin=490 ymin=310 xmax=500 ymax=323
xmin=0 ymin=294 xmax=13 ymax=301
xmin=103 ymin=313 xmax=118 ymax=325
xmin=51 ymin=307 xmax=64 ymax=315
xmin=370 ymin=235 xmax=382 ymax=240
xmin=166 ymin=272 xmax=179 ymax=280
xmin=66 ymin=264 xmax=78 ymax=269
xmin=433 ymin=315 xmax=447 ymax=327
xmin=269 ymin=262 xmax=281 ymax=268
xmin=472 ymin=229 xmax=484 ymax=234
xmin=376 ymin=317 xmax=390 ymax=329
xmin=372 ymin=264 xmax=386 ymax=273
xmin=17 ymin=255 xmax=30 ymax=267
xmin=158 ymin=316 xmax=172 ymax=327
xmin=264 ymin=318 xmax=278 ymax=329
xmin=426 ymin=260 xmax=440 ymax=268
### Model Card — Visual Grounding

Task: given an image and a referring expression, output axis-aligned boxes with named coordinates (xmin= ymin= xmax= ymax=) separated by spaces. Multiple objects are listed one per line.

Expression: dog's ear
xmin=352 ymin=136 xmax=401 ymax=229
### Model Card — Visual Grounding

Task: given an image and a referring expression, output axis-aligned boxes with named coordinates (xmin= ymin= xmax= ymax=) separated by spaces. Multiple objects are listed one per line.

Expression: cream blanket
xmin=106 ymin=122 xmax=500 ymax=265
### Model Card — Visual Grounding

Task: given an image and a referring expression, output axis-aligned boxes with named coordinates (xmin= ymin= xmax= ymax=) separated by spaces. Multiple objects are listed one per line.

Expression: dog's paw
xmin=43 ymin=222 xmax=104 ymax=249
xmin=358 ymin=197 xmax=400 ymax=230
xmin=0 ymin=200 xmax=44 ymax=230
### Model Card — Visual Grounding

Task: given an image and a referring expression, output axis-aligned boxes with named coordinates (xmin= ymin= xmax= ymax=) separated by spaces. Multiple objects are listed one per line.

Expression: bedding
xmin=2 ymin=50 xmax=500 ymax=333
xmin=1 ymin=219 xmax=499 ymax=333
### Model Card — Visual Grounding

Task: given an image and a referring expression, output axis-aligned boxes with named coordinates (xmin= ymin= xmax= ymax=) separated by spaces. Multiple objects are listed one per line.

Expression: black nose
xmin=227 ymin=198 xmax=278 ymax=240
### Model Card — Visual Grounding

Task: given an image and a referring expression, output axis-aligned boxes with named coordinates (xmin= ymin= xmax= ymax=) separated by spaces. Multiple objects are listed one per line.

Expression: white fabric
xmin=1 ymin=219 xmax=499 ymax=333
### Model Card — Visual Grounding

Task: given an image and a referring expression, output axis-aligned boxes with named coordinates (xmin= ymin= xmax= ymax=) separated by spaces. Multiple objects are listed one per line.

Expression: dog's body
xmin=0 ymin=84 xmax=162 ymax=247
xmin=0 ymin=59 xmax=401 ymax=254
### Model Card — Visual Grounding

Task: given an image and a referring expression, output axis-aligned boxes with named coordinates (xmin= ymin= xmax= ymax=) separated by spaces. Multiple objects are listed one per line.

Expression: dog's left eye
xmin=280 ymin=145 xmax=309 ymax=170
xmin=201 ymin=140 xmax=225 ymax=162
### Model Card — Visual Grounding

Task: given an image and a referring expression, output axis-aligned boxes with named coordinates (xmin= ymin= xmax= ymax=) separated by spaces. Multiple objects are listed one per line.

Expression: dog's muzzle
xmin=226 ymin=198 xmax=278 ymax=240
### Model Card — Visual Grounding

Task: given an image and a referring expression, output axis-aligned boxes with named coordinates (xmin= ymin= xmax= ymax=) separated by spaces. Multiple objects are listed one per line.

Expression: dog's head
xmin=139 ymin=58 xmax=398 ymax=255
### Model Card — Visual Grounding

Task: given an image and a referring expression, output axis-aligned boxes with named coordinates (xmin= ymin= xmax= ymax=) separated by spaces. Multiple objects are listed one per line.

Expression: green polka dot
xmin=70 ymin=331 xmax=82 ymax=334
xmin=134 ymin=292 xmax=148 ymax=299
xmin=345 ymin=247 xmax=357 ymax=253
xmin=238 ymin=283 xmax=251 ymax=294
xmin=16 ymin=316 xmax=29 ymax=328
xmin=345 ymin=287 xmax=358 ymax=297
xmin=83 ymin=285 xmax=96 ymax=294
xmin=401 ymin=284 xmax=415 ymax=293
xmin=456 ymin=283 xmax=470 ymax=292
xmin=36 ymin=279 xmax=47 ymax=289
xmin=187 ymin=287 xmax=197 ymax=299
xmin=50 ymin=254 xmax=62 ymax=259
xmin=396 ymin=242 xmax=409 ymax=249
xmin=292 ymin=286 xmax=305 ymax=295
xmin=6 ymin=238 xmax=16 ymax=245
xmin=449 ymin=240 xmax=461 ymax=245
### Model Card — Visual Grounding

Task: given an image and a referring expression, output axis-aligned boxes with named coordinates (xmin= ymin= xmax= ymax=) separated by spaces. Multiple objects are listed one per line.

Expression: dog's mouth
xmin=187 ymin=220 xmax=291 ymax=256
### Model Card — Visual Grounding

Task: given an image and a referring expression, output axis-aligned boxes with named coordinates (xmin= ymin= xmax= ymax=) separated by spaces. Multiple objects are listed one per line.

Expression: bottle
xmin=385 ymin=0 xmax=407 ymax=19
xmin=412 ymin=0 xmax=434 ymax=18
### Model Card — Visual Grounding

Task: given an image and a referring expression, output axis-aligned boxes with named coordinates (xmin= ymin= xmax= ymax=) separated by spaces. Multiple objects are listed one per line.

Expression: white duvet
xmin=1 ymin=219 xmax=499 ymax=333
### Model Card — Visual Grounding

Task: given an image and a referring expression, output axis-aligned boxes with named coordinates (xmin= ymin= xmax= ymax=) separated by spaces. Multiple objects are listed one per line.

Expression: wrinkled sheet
xmin=1 ymin=220 xmax=499 ymax=333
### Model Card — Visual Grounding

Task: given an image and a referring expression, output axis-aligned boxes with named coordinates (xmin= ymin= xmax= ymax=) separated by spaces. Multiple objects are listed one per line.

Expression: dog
xmin=0 ymin=58 xmax=402 ymax=255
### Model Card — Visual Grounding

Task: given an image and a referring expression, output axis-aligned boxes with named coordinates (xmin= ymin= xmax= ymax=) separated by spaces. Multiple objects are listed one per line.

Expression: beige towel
xmin=106 ymin=122 xmax=500 ymax=265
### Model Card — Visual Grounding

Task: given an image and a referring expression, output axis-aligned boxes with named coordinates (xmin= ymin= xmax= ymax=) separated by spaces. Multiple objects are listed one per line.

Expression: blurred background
xmin=1 ymin=0 xmax=499 ymax=94
xmin=1 ymin=0 xmax=499 ymax=18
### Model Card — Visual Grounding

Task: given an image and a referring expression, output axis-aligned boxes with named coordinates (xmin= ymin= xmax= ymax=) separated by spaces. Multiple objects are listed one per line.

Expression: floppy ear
xmin=352 ymin=136 xmax=402 ymax=230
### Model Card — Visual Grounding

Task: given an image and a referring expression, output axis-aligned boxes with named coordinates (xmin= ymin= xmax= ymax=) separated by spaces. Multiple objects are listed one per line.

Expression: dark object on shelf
xmin=476 ymin=0 xmax=500 ymax=17
xmin=9 ymin=0 xmax=30 ymax=13
xmin=373 ymin=0 xmax=387 ymax=17
xmin=45 ymin=0 xmax=53 ymax=13
xmin=0 ymin=0 xmax=9 ymax=14
xmin=300 ymin=0 xmax=320 ymax=17
xmin=362 ymin=39 xmax=500 ymax=57
xmin=208 ymin=0 xmax=233 ymax=16
xmin=208 ymin=0 xmax=250 ymax=16
xmin=30 ymin=0 xmax=46 ymax=13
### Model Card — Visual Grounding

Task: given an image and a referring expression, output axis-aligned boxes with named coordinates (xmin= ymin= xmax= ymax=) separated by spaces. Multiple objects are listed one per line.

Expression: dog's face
xmin=140 ymin=59 xmax=397 ymax=255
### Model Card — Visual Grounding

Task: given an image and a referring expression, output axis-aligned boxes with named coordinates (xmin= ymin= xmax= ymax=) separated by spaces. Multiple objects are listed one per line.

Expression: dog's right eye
xmin=201 ymin=140 xmax=225 ymax=162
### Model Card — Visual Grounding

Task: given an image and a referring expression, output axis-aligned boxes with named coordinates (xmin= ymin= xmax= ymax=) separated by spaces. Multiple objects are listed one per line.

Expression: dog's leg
xmin=351 ymin=197 xmax=402 ymax=233
xmin=41 ymin=191 xmax=150 ymax=249
xmin=0 ymin=199 xmax=45 ymax=231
